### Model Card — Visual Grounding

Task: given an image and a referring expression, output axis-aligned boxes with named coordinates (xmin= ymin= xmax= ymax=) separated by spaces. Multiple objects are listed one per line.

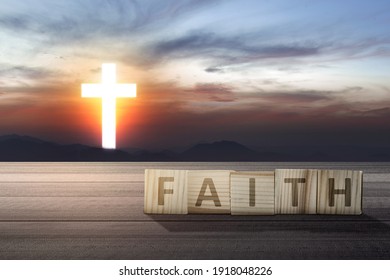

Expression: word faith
xmin=144 ymin=169 xmax=363 ymax=215
xmin=82 ymin=63 xmax=136 ymax=149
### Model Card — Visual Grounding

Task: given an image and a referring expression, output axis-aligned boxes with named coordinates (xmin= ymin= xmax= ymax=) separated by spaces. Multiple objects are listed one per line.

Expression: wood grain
xmin=317 ymin=170 xmax=362 ymax=215
xmin=144 ymin=169 xmax=188 ymax=214
xmin=0 ymin=163 xmax=388 ymax=260
xmin=275 ymin=169 xmax=317 ymax=214
xmin=188 ymin=170 xmax=231 ymax=214
xmin=231 ymin=171 xmax=275 ymax=215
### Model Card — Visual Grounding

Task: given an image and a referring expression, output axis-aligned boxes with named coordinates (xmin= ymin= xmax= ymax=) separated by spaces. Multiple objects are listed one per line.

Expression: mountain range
xmin=0 ymin=134 xmax=389 ymax=161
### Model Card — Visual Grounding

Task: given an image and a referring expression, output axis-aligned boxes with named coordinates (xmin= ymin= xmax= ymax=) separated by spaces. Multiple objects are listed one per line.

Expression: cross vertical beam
xmin=81 ymin=63 xmax=136 ymax=149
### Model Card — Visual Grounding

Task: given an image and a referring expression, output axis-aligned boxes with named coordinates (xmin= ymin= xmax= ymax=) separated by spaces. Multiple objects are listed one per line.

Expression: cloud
xmin=323 ymin=36 xmax=390 ymax=61
xmin=138 ymin=78 xmax=386 ymax=123
xmin=360 ymin=107 xmax=390 ymax=117
xmin=1 ymin=69 xmax=389 ymax=149
xmin=186 ymin=83 xmax=236 ymax=102
xmin=0 ymin=15 xmax=29 ymax=30
xmin=0 ymin=0 xmax=219 ymax=44
xmin=0 ymin=65 xmax=59 ymax=80
xmin=2 ymin=0 xmax=388 ymax=74
xmin=259 ymin=91 xmax=333 ymax=104
xmin=0 ymin=79 xmax=80 ymax=109
xmin=137 ymin=77 xmax=384 ymax=120
xmin=149 ymin=31 xmax=320 ymax=66
xmin=1 ymin=0 xmax=390 ymax=150
xmin=126 ymin=86 xmax=390 ymax=149
xmin=342 ymin=86 xmax=364 ymax=93
xmin=138 ymin=24 xmax=390 ymax=69
xmin=204 ymin=67 xmax=223 ymax=73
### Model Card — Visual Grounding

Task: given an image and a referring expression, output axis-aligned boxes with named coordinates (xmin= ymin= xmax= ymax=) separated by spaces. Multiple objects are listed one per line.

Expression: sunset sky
xmin=1 ymin=0 xmax=390 ymax=150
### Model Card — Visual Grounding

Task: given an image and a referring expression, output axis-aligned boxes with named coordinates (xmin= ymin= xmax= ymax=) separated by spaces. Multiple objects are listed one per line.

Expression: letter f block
xmin=317 ymin=170 xmax=362 ymax=215
xmin=144 ymin=169 xmax=188 ymax=214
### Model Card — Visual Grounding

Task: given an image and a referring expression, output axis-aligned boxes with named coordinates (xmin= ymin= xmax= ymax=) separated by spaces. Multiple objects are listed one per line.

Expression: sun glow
xmin=81 ymin=63 xmax=136 ymax=149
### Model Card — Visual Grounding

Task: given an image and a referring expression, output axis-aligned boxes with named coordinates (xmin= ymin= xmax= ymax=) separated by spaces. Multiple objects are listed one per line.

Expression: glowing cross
xmin=81 ymin=63 xmax=136 ymax=149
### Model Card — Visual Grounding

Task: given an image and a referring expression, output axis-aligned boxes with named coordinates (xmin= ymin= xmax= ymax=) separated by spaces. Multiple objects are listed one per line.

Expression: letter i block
xmin=188 ymin=170 xmax=231 ymax=214
xmin=231 ymin=172 xmax=275 ymax=215
xmin=317 ymin=170 xmax=362 ymax=215
xmin=275 ymin=169 xmax=317 ymax=214
xmin=144 ymin=169 xmax=188 ymax=214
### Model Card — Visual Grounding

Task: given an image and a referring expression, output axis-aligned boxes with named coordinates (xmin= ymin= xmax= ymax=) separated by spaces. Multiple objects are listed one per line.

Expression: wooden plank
xmin=188 ymin=170 xmax=231 ymax=214
xmin=231 ymin=171 xmax=275 ymax=215
xmin=0 ymin=236 xmax=388 ymax=260
xmin=1 ymin=220 xmax=389 ymax=238
xmin=144 ymin=169 xmax=188 ymax=214
xmin=0 ymin=173 xmax=143 ymax=182
xmin=317 ymin=170 xmax=363 ymax=215
xmin=0 ymin=197 xmax=140 ymax=220
xmin=0 ymin=182 xmax=141 ymax=197
xmin=0 ymin=162 xmax=147 ymax=174
xmin=0 ymin=162 xmax=387 ymax=173
xmin=0 ymin=196 xmax=386 ymax=221
xmin=0 ymin=163 xmax=388 ymax=260
xmin=275 ymin=169 xmax=317 ymax=214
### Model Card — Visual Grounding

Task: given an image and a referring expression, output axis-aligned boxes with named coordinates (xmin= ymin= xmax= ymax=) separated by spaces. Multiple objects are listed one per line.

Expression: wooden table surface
xmin=0 ymin=162 xmax=389 ymax=259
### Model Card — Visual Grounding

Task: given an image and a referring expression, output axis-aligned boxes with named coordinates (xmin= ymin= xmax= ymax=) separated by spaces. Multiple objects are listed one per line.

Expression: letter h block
xmin=317 ymin=170 xmax=362 ymax=215
xmin=144 ymin=169 xmax=188 ymax=214
xmin=275 ymin=169 xmax=317 ymax=214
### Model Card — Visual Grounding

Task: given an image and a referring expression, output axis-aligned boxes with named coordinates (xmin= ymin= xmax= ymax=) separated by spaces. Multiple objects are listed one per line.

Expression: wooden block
xmin=275 ymin=169 xmax=317 ymax=214
xmin=144 ymin=169 xmax=188 ymax=214
xmin=188 ymin=170 xmax=231 ymax=214
xmin=231 ymin=171 xmax=275 ymax=215
xmin=317 ymin=170 xmax=362 ymax=215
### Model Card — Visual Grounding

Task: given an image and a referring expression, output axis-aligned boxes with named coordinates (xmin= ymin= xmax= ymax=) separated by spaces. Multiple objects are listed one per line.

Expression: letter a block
xmin=231 ymin=172 xmax=275 ymax=215
xmin=188 ymin=170 xmax=231 ymax=214
xmin=275 ymin=169 xmax=317 ymax=214
xmin=144 ymin=169 xmax=188 ymax=214
xmin=317 ymin=170 xmax=362 ymax=215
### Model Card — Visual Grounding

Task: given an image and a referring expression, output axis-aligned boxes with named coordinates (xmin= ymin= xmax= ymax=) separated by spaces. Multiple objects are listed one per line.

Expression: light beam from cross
xmin=81 ymin=63 xmax=136 ymax=149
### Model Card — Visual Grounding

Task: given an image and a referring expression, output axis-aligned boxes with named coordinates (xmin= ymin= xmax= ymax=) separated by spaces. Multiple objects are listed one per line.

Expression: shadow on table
xmin=148 ymin=213 xmax=390 ymax=233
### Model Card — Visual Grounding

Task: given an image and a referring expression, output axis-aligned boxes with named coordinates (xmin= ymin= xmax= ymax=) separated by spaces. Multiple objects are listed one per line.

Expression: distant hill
xmin=1 ymin=134 xmax=390 ymax=161
xmin=0 ymin=134 xmax=131 ymax=161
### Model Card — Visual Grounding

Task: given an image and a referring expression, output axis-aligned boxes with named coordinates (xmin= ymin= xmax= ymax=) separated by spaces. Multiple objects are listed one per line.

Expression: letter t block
xmin=144 ymin=169 xmax=188 ymax=214
xmin=275 ymin=169 xmax=317 ymax=214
